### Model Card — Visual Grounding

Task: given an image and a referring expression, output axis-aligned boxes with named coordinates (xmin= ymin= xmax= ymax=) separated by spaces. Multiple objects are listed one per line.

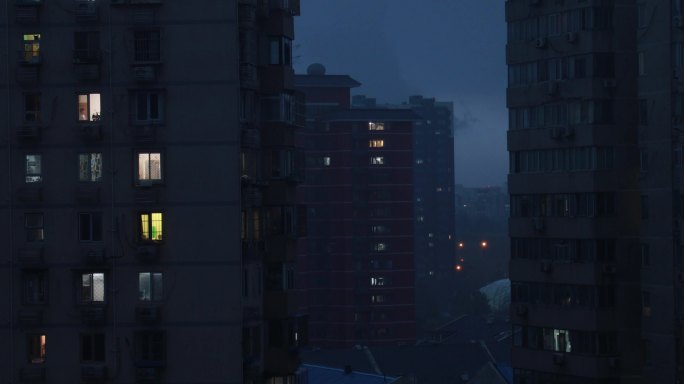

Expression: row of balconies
xmin=15 ymin=123 xmax=158 ymax=143
xmin=18 ymin=57 xmax=160 ymax=84
xmin=19 ymin=365 xmax=162 ymax=384
xmin=17 ymin=305 xmax=162 ymax=327
xmin=14 ymin=185 xmax=161 ymax=205
xmin=15 ymin=244 xmax=160 ymax=266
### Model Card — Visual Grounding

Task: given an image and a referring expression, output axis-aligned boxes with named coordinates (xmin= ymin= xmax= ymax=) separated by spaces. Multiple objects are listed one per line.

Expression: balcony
xmin=136 ymin=244 xmax=160 ymax=263
xmin=269 ymin=0 xmax=299 ymax=16
xmin=76 ymin=123 xmax=103 ymax=141
xmin=239 ymin=3 xmax=257 ymax=27
xmin=81 ymin=247 xmax=106 ymax=265
xmin=81 ymin=365 xmax=107 ymax=383
xmin=240 ymin=64 xmax=259 ymax=89
xmin=132 ymin=65 xmax=158 ymax=83
xmin=74 ymin=49 xmax=101 ymax=81
xmin=74 ymin=0 xmax=98 ymax=22
xmin=242 ymin=187 xmax=263 ymax=207
xmin=19 ymin=367 xmax=45 ymax=383
xmin=135 ymin=305 xmax=161 ymax=324
xmin=76 ymin=185 xmax=101 ymax=203
xmin=81 ymin=307 xmax=106 ymax=325
xmin=16 ymin=247 xmax=44 ymax=265
xmin=260 ymin=65 xmax=294 ymax=93
xmin=16 ymin=125 xmax=42 ymax=142
xmin=17 ymin=309 xmax=43 ymax=326
xmin=14 ymin=0 xmax=42 ymax=24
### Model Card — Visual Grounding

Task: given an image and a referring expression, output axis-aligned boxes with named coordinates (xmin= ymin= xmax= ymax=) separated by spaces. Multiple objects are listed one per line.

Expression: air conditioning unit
xmin=566 ymin=32 xmax=577 ymax=43
xmin=535 ymin=37 xmax=548 ymax=49
xmin=81 ymin=247 xmax=105 ymax=264
xmin=133 ymin=65 xmax=156 ymax=82
xmin=552 ymin=353 xmax=566 ymax=366
xmin=136 ymin=306 xmax=161 ymax=323
xmin=540 ymin=261 xmax=553 ymax=274
xmin=602 ymin=265 xmax=617 ymax=274
xmin=515 ymin=304 xmax=528 ymax=317
xmin=603 ymin=79 xmax=617 ymax=88
xmin=18 ymin=309 xmax=43 ymax=325
xmin=136 ymin=245 xmax=160 ymax=262
xmin=79 ymin=124 xmax=103 ymax=141
xmin=675 ymin=15 xmax=684 ymax=29
xmin=81 ymin=307 xmax=106 ymax=325
xmin=81 ymin=365 xmax=107 ymax=381
xmin=547 ymin=81 xmax=559 ymax=96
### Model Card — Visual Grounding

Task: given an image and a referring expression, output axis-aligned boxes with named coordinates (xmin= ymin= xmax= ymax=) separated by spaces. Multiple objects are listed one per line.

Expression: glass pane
xmin=90 ymin=153 xmax=102 ymax=182
xmin=81 ymin=335 xmax=92 ymax=361
xmin=139 ymin=272 xmax=151 ymax=301
xmin=82 ymin=274 xmax=93 ymax=302
xmin=89 ymin=93 xmax=101 ymax=121
xmin=138 ymin=154 xmax=150 ymax=181
xmin=79 ymin=154 xmax=89 ymax=181
xmin=151 ymin=213 xmax=162 ymax=241
xmin=79 ymin=213 xmax=92 ymax=241
xmin=140 ymin=214 xmax=150 ymax=240
xmin=92 ymin=273 xmax=105 ymax=302
xmin=78 ymin=95 xmax=88 ymax=121
xmin=150 ymin=153 xmax=161 ymax=180
xmin=25 ymin=155 xmax=42 ymax=183
xmin=153 ymin=273 xmax=163 ymax=301
xmin=149 ymin=93 xmax=159 ymax=120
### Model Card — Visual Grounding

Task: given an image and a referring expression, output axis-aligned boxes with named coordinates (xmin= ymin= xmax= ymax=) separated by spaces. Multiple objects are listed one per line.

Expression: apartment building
xmin=0 ymin=0 xmax=303 ymax=383
xmin=295 ymin=66 xmax=417 ymax=347
xmin=504 ymin=0 xmax=679 ymax=382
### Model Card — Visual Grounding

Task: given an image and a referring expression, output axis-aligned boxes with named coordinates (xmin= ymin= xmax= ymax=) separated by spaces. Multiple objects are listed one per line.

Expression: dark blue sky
xmin=295 ymin=0 xmax=508 ymax=187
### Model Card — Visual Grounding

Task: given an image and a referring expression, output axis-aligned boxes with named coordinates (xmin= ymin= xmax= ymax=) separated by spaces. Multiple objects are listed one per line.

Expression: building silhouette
xmin=295 ymin=65 xmax=418 ymax=347
xmin=504 ymin=0 xmax=676 ymax=382
xmin=1 ymin=1 xmax=304 ymax=383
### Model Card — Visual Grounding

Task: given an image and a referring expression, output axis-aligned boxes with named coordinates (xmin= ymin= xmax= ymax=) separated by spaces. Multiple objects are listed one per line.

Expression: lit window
xmin=79 ymin=153 xmax=102 ymax=182
xmin=371 ymin=295 xmax=385 ymax=304
xmin=370 ymin=157 xmax=384 ymax=165
xmin=368 ymin=122 xmax=385 ymax=131
xmin=371 ymin=225 xmax=389 ymax=234
xmin=79 ymin=213 xmax=103 ymax=242
xmin=78 ymin=93 xmax=101 ymax=122
xmin=133 ymin=30 xmax=161 ymax=62
xmin=139 ymin=272 xmax=163 ymax=301
xmin=23 ymin=270 xmax=47 ymax=305
xmin=323 ymin=157 xmax=331 ymax=166
xmin=137 ymin=153 xmax=162 ymax=184
xmin=416 ymin=159 xmax=424 ymax=165
xmin=25 ymin=213 xmax=44 ymax=242
xmin=134 ymin=91 xmax=163 ymax=123
xmin=372 ymin=242 xmax=387 ymax=252
xmin=25 ymin=154 xmax=42 ymax=183
xmin=28 ymin=334 xmax=46 ymax=364
xmin=140 ymin=212 xmax=163 ymax=241
xmin=22 ymin=34 xmax=41 ymax=64
xmin=369 ymin=140 xmax=384 ymax=148
xmin=81 ymin=334 xmax=105 ymax=363
xmin=80 ymin=272 xmax=105 ymax=303
xmin=24 ymin=94 xmax=40 ymax=123
xmin=370 ymin=277 xmax=386 ymax=286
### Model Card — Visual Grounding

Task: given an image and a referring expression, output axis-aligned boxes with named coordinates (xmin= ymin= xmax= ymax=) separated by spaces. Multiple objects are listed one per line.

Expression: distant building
xmin=296 ymin=65 xmax=418 ymax=347
xmin=354 ymin=95 xmax=457 ymax=329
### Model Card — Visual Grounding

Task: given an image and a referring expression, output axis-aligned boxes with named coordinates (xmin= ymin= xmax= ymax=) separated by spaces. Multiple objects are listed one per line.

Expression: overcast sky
xmin=295 ymin=0 xmax=507 ymax=188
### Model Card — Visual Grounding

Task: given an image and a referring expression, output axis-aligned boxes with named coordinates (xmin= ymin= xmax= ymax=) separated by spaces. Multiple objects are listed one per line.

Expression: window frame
xmin=25 ymin=153 xmax=42 ymax=183
xmin=78 ymin=152 xmax=103 ymax=183
xmin=80 ymin=333 xmax=106 ymax=363
xmin=133 ymin=29 xmax=161 ymax=63
xmin=25 ymin=212 xmax=44 ymax=242
xmin=135 ymin=151 xmax=164 ymax=186
xmin=24 ymin=93 xmax=41 ymax=123
xmin=138 ymin=212 xmax=164 ymax=243
xmin=78 ymin=212 xmax=104 ymax=243
xmin=78 ymin=271 xmax=106 ymax=305
xmin=22 ymin=269 xmax=48 ymax=305
xmin=138 ymin=272 xmax=163 ymax=302
xmin=132 ymin=90 xmax=165 ymax=125
xmin=77 ymin=93 xmax=102 ymax=122
xmin=27 ymin=334 xmax=46 ymax=364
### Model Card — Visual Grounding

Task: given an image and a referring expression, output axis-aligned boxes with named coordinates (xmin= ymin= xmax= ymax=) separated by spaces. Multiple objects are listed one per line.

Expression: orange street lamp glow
xmin=481 ymin=241 xmax=488 ymax=248
xmin=455 ymin=265 xmax=462 ymax=271
xmin=458 ymin=242 xmax=464 ymax=248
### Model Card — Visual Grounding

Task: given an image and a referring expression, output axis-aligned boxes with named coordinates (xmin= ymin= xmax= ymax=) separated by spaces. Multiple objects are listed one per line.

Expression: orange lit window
xmin=23 ymin=34 xmax=41 ymax=64
xmin=369 ymin=140 xmax=384 ymax=148
xmin=28 ymin=334 xmax=46 ymax=364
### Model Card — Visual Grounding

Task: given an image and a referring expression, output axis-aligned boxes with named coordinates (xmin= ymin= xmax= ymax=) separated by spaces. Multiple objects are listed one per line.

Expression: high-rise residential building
xmin=505 ymin=0 xmax=663 ymax=382
xmin=354 ymin=94 xmax=457 ymax=329
xmin=295 ymin=65 xmax=417 ymax=347
xmin=1 ymin=1 xmax=304 ymax=383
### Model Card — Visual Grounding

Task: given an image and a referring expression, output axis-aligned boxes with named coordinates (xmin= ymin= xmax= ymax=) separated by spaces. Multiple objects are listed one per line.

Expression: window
xmin=642 ymin=291 xmax=651 ymax=316
xmin=639 ymin=99 xmax=648 ymax=125
xmin=371 ymin=225 xmax=389 ymax=234
xmin=134 ymin=30 xmax=161 ymax=62
xmin=135 ymin=332 xmax=165 ymax=364
xmin=134 ymin=91 xmax=163 ymax=123
xmin=23 ymin=270 xmax=47 ymax=305
xmin=140 ymin=212 xmax=163 ymax=241
xmin=80 ymin=273 xmax=105 ymax=303
xmin=23 ymin=34 xmax=41 ymax=64
xmin=24 ymin=94 xmax=40 ymax=123
xmin=25 ymin=213 xmax=44 ymax=242
xmin=78 ymin=93 xmax=101 ymax=122
xmin=370 ymin=277 xmax=387 ymax=286
xmin=28 ymin=335 xmax=46 ymax=364
xmin=74 ymin=31 xmax=100 ymax=63
xmin=323 ymin=157 xmax=331 ymax=166
xmin=79 ymin=213 xmax=103 ymax=242
xmin=371 ymin=294 xmax=385 ymax=304
xmin=372 ymin=242 xmax=387 ymax=252
xmin=369 ymin=122 xmax=385 ymax=131
xmin=139 ymin=272 xmax=163 ymax=301
xmin=25 ymin=154 xmax=42 ymax=183
xmin=641 ymin=195 xmax=649 ymax=220
xmin=640 ymin=148 xmax=648 ymax=172
xmin=79 ymin=153 xmax=102 ymax=182
xmin=641 ymin=243 xmax=651 ymax=267
xmin=137 ymin=152 xmax=162 ymax=184
xmin=638 ymin=51 xmax=645 ymax=76
xmin=262 ymin=93 xmax=295 ymax=122
xmin=269 ymin=36 xmax=292 ymax=66
xmin=81 ymin=334 xmax=105 ymax=363
xmin=370 ymin=157 xmax=384 ymax=165
xmin=369 ymin=140 xmax=384 ymax=148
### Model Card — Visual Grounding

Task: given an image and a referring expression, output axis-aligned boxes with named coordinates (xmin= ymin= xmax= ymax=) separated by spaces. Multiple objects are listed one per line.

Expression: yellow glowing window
xmin=23 ymin=34 xmax=41 ymax=64
xmin=369 ymin=140 xmax=384 ymax=148
xmin=368 ymin=122 xmax=385 ymax=131
xmin=140 ymin=212 xmax=163 ymax=241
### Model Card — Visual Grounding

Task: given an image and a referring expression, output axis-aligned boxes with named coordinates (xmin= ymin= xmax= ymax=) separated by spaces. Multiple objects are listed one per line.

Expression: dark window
xmin=74 ymin=31 xmax=100 ymax=62
xmin=134 ymin=91 xmax=163 ymax=123
xmin=24 ymin=94 xmax=41 ymax=123
xmin=25 ymin=213 xmax=44 ymax=242
xmin=81 ymin=334 xmax=105 ymax=362
xmin=641 ymin=243 xmax=651 ymax=266
xmin=133 ymin=30 xmax=161 ymax=62
xmin=79 ymin=213 xmax=103 ymax=242
xmin=28 ymin=334 xmax=46 ymax=364
xmin=639 ymin=99 xmax=648 ymax=125
xmin=135 ymin=332 xmax=165 ymax=365
xmin=23 ymin=270 xmax=47 ymax=305
xmin=641 ymin=195 xmax=649 ymax=219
